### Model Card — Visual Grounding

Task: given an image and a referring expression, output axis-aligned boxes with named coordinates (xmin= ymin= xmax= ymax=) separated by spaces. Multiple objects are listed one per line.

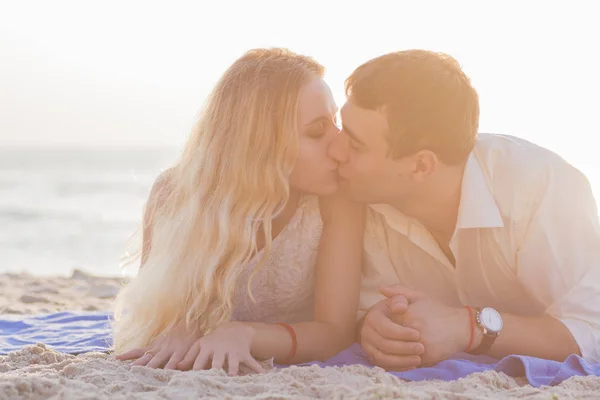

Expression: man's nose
xmin=327 ymin=132 xmax=349 ymax=163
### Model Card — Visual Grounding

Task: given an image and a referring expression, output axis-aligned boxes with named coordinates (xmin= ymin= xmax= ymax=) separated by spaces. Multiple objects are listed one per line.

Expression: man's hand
xmin=381 ymin=284 xmax=472 ymax=367
xmin=360 ymin=293 xmax=424 ymax=370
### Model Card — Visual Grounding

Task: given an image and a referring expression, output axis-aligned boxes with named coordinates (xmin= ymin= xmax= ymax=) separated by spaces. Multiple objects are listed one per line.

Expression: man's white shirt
xmin=360 ymin=133 xmax=600 ymax=362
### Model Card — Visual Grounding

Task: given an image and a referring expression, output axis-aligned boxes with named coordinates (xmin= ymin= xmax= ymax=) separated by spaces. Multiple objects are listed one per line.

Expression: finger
xmin=132 ymin=352 xmax=154 ymax=366
xmin=146 ymin=350 xmax=173 ymax=369
xmin=211 ymin=351 xmax=226 ymax=371
xmin=379 ymin=284 xmax=423 ymax=302
xmin=371 ymin=336 xmax=425 ymax=356
xmin=116 ymin=348 xmax=146 ymax=361
xmin=227 ymin=354 xmax=240 ymax=376
xmin=362 ymin=342 xmax=421 ymax=371
xmin=379 ymin=284 xmax=408 ymax=298
xmin=365 ymin=312 xmax=420 ymax=341
xmin=193 ymin=348 xmax=212 ymax=371
xmin=177 ymin=342 xmax=201 ymax=371
xmin=164 ymin=350 xmax=187 ymax=370
xmin=388 ymin=296 xmax=409 ymax=314
xmin=243 ymin=355 xmax=266 ymax=374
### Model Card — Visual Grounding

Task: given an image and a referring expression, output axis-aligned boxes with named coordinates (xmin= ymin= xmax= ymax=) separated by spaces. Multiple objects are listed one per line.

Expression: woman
xmin=113 ymin=48 xmax=366 ymax=376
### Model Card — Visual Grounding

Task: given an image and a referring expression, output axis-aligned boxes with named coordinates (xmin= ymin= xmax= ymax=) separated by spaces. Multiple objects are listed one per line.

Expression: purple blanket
xmin=2 ymin=312 xmax=599 ymax=387
xmin=302 ymin=343 xmax=600 ymax=387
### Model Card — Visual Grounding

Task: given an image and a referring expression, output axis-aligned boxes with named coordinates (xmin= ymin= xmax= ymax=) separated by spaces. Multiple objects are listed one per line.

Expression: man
xmin=327 ymin=50 xmax=600 ymax=370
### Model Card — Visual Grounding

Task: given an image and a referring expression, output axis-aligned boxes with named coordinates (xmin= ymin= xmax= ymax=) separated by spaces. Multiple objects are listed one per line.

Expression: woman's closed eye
xmin=307 ymin=120 xmax=327 ymax=138
xmin=307 ymin=119 xmax=337 ymax=139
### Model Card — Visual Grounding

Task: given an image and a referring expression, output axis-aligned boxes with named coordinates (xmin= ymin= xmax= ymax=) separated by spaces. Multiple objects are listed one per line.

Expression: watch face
xmin=480 ymin=307 xmax=503 ymax=333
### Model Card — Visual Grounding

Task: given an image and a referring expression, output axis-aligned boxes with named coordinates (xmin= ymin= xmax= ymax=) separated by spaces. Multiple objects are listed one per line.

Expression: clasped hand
xmin=360 ymin=284 xmax=470 ymax=370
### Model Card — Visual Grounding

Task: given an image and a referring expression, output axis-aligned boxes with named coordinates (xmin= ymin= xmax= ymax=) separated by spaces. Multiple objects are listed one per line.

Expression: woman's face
xmin=289 ymin=78 xmax=340 ymax=196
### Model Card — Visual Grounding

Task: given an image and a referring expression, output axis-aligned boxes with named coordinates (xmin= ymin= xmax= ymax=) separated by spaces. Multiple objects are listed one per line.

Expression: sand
xmin=1 ymin=271 xmax=599 ymax=399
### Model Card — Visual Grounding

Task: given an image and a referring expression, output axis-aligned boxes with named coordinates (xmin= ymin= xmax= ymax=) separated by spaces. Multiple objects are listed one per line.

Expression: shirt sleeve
xmin=516 ymin=160 xmax=600 ymax=362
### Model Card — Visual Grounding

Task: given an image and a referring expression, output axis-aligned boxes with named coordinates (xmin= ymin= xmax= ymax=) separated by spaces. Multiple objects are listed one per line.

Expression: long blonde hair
xmin=112 ymin=48 xmax=324 ymax=353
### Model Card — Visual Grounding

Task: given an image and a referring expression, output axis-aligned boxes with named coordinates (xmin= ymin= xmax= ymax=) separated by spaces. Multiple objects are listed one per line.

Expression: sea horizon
xmin=0 ymin=144 xmax=178 ymax=277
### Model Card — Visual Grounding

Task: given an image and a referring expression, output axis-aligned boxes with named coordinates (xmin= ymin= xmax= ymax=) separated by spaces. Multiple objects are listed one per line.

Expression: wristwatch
xmin=470 ymin=307 xmax=503 ymax=355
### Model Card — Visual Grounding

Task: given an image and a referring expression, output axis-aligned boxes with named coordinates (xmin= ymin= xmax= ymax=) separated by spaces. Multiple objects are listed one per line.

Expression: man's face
xmin=328 ymin=99 xmax=415 ymax=204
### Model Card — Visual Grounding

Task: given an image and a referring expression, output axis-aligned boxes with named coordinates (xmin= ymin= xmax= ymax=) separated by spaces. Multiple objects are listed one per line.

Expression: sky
xmin=1 ymin=0 xmax=599 ymax=179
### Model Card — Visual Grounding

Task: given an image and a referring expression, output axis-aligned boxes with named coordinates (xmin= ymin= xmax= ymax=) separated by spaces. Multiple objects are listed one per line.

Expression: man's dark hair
xmin=346 ymin=50 xmax=479 ymax=165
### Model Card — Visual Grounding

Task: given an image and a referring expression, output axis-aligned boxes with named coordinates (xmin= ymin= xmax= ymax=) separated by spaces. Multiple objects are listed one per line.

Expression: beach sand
xmin=1 ymin=271 xmax=599 ymax=399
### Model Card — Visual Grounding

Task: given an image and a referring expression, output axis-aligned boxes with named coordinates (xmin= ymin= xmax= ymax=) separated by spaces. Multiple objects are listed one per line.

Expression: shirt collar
xmin=455 ymin=153 xmax=504 ymax=229
xmin=369 ymin=152 xmax=504 ymax=232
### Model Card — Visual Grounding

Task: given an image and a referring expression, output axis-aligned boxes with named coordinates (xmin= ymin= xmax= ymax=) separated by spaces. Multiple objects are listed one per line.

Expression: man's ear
xmin=409 ymin=150 xmax=438 ymax=182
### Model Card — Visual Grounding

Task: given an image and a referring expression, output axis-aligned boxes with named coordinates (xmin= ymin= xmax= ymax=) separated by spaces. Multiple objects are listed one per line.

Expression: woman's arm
xmin=248 ymin=192 xmax=366 ymax=363
xmin=140 ymin=191 xmax=365 ymax=372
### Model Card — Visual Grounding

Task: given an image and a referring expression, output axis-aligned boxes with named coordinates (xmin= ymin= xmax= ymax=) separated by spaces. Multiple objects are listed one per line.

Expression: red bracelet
xmin=276 ymin=322 xmax=297 ymax=363
xmin=464 ymin=306 xmax=476 ymax=352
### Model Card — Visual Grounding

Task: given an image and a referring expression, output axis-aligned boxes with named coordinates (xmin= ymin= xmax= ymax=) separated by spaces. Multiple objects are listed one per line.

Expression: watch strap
xmin=469 ymin=308 xmax=500 ymax=355
xmin=470 ymin=333 xmax=497 ymax=355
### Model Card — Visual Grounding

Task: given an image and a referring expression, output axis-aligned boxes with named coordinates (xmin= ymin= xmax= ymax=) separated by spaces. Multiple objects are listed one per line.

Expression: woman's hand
xmin=177 ymin=321 xmax=265 ymax=376
xmin=115 ymin=323 xmax=200 ymax=369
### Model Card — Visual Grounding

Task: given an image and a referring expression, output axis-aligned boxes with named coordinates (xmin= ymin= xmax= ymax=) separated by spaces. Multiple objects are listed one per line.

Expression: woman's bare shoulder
xmin=148 ymin=168 xmax=176 ymax=210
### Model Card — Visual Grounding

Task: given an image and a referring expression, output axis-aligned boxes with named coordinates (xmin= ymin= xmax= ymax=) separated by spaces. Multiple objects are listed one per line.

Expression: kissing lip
xmin=336 ymin=173 xmax=349 ymax=184
xmin=336 ymin=169 xmax=348 ymax=180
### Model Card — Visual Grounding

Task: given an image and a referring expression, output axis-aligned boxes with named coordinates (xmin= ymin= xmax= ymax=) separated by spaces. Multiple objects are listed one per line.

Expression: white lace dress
xmin=231 ymin=195 xmax=323 ymax=324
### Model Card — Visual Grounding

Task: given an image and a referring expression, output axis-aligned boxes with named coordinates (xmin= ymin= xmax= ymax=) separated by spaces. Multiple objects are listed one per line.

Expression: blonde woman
xmin=113 ymin=48 xmax=366 ymax=376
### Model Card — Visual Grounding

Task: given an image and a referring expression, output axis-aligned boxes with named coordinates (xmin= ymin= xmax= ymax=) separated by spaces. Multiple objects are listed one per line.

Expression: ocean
xmin=3 ymin=143 xmax=600 ymax=278
xmin=0 ymin=146 xmax=179 ymax=277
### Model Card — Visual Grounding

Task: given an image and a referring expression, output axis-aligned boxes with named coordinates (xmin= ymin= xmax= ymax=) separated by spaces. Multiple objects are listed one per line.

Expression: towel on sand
xmin=2 ymin=311 xmax=598 ymax=387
